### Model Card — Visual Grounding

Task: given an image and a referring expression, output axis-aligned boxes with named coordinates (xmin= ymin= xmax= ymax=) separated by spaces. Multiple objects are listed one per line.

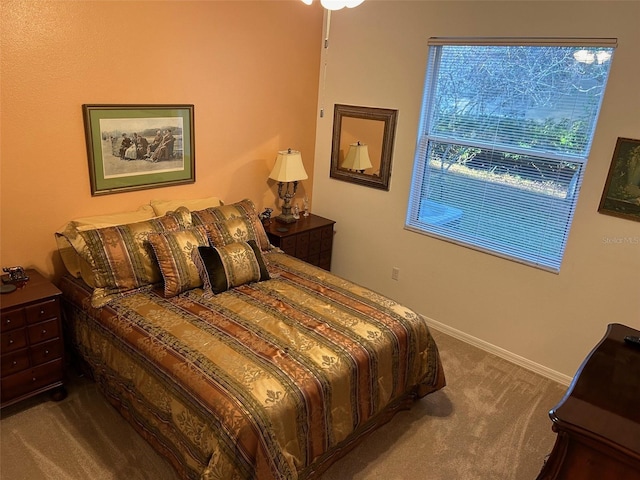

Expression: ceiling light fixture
xmin=302 ymin=0 xmax=365 ymax=11
xmin=573 ymin=49 xmax=612 ymax=65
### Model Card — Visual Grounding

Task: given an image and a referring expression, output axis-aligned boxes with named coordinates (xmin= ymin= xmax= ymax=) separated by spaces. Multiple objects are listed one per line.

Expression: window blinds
xmin=406 ymin=39 xmax=615 ymax=271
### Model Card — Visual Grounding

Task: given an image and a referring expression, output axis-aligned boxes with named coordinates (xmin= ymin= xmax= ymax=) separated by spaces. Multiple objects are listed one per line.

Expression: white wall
xmin=311 ymin=1 xmax=640 ymax=381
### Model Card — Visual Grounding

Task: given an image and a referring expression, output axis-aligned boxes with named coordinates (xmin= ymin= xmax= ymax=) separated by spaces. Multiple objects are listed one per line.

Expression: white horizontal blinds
xmin=429 ymin=45 xmax=612 ymax=159
xmin=407 ymin=49 xmax=440 ymax=226
xmin=407 ymin=39 xmax=615 ymax=271
xmin=411 ymin=141 xmax=584 ymax=269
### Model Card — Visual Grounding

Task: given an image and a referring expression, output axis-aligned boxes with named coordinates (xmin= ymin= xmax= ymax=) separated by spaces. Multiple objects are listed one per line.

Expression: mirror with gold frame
xmin=330 ymin=104 xmax=398 ymax=191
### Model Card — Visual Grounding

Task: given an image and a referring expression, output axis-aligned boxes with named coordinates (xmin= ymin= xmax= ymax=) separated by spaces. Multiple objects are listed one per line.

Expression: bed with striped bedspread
xmin=60 ymin=251 xmax=445 ymax=480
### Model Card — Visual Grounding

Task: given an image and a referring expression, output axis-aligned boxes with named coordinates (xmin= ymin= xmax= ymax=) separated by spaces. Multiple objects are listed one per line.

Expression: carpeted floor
xmin=0 ymin=329 xmax=567 ymax=480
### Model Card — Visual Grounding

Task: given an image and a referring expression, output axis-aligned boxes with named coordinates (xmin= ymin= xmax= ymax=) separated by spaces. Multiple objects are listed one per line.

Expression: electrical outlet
xmin=391 ymin=267 xmax=400 ymax=281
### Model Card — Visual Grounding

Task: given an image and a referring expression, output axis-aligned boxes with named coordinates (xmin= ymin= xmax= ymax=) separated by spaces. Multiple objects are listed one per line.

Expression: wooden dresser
xmin=1 ymin=269 xmax=67 ymax=408
xmin=537 ymin=323 xmax=640 ymax=480
xmin=265 ymin=214 xmax=335 ymax=271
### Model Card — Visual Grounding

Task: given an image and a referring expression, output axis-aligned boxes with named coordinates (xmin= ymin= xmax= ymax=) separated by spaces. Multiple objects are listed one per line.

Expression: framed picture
xmin=598 ymin=137 xmax=640 ymax=222
xmin=83 ymin=104 xmax=195 ymax=195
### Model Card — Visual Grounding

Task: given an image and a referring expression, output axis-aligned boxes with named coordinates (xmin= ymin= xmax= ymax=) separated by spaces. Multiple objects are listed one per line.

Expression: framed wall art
xmin=83 ymin=104 xmax=195 ymax=195
xmin=598 ymin=137 xmax=640 ymax=222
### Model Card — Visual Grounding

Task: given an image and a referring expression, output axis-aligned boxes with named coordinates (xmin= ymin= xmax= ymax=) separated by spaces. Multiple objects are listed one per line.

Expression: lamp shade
xmin=269 ymin=149 xmax=308 ymax=182
xmin=342 ymin=142 xmax=372 ymax=171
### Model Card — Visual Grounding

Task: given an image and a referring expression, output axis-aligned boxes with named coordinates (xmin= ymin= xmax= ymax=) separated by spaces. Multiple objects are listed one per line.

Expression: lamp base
xmin=275 ymin=213 xmax=298 ymax=224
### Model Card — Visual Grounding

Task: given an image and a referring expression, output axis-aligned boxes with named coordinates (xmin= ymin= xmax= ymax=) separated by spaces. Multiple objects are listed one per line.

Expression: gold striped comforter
xmin=60 ymin=252 xmax=445 ymax=480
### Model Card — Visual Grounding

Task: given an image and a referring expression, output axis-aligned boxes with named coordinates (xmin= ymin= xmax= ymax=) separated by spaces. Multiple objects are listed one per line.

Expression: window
xmin=406 ymin=38 xmax=615 ymax=272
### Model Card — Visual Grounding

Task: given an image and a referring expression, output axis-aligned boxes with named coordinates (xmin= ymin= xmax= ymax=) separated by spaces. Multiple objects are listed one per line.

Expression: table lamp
xmin=269 ymin=148 xmax=308 ymax=223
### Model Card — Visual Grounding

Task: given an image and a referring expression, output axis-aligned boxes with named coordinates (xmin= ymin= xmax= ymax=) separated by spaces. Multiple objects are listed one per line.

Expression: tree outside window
xmin=406 ymin=40 xmax=615 ymax=271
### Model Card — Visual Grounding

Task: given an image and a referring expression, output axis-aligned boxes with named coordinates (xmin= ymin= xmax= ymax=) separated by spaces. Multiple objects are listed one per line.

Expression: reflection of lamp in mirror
xmin=341 ymin=141 xmax=372 ymax=173
xmin=269 ymin=148 xmax=308 ymax=224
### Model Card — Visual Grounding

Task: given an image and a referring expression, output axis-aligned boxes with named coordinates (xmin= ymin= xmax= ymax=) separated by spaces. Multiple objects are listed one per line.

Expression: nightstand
xmin=1 ymin=269 xmax=67 ymax=408
xmin=265 ymin=214 xmax=336 ymax=271
xmin=536 ymin=323 xmax=640 ymax=480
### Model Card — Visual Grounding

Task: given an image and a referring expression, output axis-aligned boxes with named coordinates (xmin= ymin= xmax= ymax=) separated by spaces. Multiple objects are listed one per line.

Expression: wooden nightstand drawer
xmin=30 ymin=339 xmax=62 ymax=366
xmin=310 ymin=229 xmax=322 ymax=243
xmin=295 ymin=232 xmax=310 ymax=257
xmin=281 ymin=236 xmax=297 ymax=255
xmin=1 ymin=349 xmax=30 ymax=377
xmin=321 ymin=237 xmax=333 ymax=252
xmin=1 ymin=329 xmax=27 ymax=353
xmin=265 ymin=214 xmax=336 ymax=271
xmin=27 ymin=319 xmax=59 ymax=345
xmin=319 ymin=251 xmax=332 ymax=270
xmin=309 ymin=240 xmax=321 ymax=256
xmin=1 ymin=359 xmax=63 ymax=403
xmin=0 ymin=269 xmax=66 ymax=408
xmin=25 ymin=298 xmax=59 ymax=324
xmin=1 ymin=308 xmax=25 ymax=333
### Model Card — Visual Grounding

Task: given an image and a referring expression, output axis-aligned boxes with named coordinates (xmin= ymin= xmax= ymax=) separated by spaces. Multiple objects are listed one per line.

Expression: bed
xmin=55 ymin=198 xmax=446 ymax=480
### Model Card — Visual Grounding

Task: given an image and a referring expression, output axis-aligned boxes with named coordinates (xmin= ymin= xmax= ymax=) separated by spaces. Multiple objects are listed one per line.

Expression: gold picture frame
xmin=598 ymin=137 xmax=640 ymax=222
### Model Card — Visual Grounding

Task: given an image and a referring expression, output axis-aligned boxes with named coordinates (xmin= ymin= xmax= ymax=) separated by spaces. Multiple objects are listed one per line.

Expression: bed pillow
xmin=70 ymin=204 xmax=156 ymax=230
xmin=55 ymin=204 xmax=156 ymax=279
xmin=150 ymin=196 xmax=223 ymax=216
xmin=55 ymin=222 xmax=96 ymax=283
xmin=79 ymin=211 xmax=191 ymax=307
xmin=147 ymin=226 xmax=210 ymax=298
xmin=203 ymin=216 xmax=270 ymax=252
xmin=191 ymin=198 xmax=270 ymax=251
xmin=192 ymin=240 xmax=270 ymax=294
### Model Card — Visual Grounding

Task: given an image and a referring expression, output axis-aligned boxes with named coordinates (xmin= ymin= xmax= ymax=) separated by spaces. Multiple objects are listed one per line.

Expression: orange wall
xmin=0 ymin=0 xmax=323 ymax=279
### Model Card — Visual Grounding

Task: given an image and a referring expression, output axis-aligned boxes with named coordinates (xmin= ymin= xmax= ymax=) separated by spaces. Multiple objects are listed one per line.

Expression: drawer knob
xmin=8 ymin=339 xmax=14 ymax=345
xmin=32 ymin=377 xmax=37 ymax=382
xmin=12 ymin=361 xmax=17 ymax=366
xmin=44 ymin=350 xmax=50 ymax=356
xmin=40 ymin=309 xmax=45 ymax=315
xmin=41 ymin=329 xmax=47 ymax=335
xmin=5 ymin=319 xmax=10 ymax=325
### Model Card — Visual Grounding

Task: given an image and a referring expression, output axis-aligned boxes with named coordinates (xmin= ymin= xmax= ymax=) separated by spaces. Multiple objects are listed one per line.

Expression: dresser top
xmin=264 ymin=213 xmax=335 ymax=239
xmin=0 ymin=269 xmax=61 ymax=310
xmin=551 ymin=323 xmax=640 ymax=455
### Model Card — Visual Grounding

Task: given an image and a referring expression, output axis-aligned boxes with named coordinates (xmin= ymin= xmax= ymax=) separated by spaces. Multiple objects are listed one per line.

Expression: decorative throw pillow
xmin=147 ymin=226 xmax=210 ymax=298
xmin=192 ymin=240 xmax=270 ymax=294
xmin=203 ymin=217 xmax=267 ymax=251
xmin=79 ymin=212 xmax=191 ymax=307
xmin=191 ymin=198 xmax=270 ymax=251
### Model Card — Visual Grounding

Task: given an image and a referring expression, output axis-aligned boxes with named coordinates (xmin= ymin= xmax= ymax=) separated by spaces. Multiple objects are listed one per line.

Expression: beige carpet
xmin=0 ymin=329 xmax=567 ymax=480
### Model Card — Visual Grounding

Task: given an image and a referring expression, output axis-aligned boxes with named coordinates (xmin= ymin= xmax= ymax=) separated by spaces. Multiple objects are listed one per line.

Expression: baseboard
xmin=425 ymin=317 xmax=572 ymax=387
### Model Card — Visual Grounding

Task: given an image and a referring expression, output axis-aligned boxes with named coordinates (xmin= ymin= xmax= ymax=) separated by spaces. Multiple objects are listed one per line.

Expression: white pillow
xmin=150 ymin=196 xmax=223 ymax=216
xmin=72 ymin=204 xmax=156 ymax=230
